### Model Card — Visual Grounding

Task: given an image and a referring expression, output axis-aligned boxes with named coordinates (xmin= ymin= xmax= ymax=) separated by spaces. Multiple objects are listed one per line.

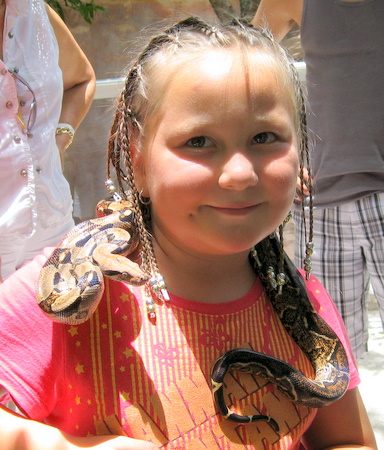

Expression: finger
xmin=110 ymin=436 xmax=159 ymax=449
xmin=63 ymin=432 xmax=159 ymax=449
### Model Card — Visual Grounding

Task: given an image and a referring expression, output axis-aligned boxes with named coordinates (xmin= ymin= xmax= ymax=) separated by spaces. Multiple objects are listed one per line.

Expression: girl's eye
xmin=186 ymin=136 xmax=213 ymax=148
xmin=252 ymin=132 xmax=277 ymax=144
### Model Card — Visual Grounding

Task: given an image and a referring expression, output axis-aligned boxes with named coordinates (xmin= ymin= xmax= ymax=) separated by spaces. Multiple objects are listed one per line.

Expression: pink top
xmin=0 ymin=247 xmax=359 ymax=449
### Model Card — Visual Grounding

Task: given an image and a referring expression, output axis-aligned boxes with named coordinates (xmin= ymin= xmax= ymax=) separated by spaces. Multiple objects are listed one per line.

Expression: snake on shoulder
xmin=37 ymin=198 xmax=149 ymax=325
xmin=36 ymin=200 xmax=350 ymax=430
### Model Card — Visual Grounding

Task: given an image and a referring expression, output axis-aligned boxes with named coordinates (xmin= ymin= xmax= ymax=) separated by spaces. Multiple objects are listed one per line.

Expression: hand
xmin=295 ymin=167 xmax=311 ymax=201
xmin=0 ymin=404 xmax=158 ymax=450
xmin=56 ymin=132 xmax=73 ymax=167
xmin=302 ymin=388 xmax=377 ymax=449
xmin=63 ymin=433 xmax=159 ymax=449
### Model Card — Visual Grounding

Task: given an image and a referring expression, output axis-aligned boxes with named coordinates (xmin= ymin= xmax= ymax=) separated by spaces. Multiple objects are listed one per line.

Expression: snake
xmin=36 ymin=201 xmax=350 ymax=429
xmin=36 ymin=198 xmax=149 ymax=325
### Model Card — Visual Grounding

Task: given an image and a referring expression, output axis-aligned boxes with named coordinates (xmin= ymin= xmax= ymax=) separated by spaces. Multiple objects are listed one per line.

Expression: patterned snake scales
xmin=36 ymin=199 xmax=350 ymax=431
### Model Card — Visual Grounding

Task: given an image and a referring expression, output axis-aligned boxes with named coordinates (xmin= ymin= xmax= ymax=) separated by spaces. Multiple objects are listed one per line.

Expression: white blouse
xmin=0 ymin=0 xmax=73 ymax=239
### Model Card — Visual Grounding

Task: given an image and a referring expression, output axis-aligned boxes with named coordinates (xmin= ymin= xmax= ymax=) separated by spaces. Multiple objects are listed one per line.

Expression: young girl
xmin=0 ymin=16 xmax=377 ymax=450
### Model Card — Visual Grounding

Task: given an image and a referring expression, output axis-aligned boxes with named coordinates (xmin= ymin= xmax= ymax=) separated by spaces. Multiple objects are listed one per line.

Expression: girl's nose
xmin=218 ymin=152 xmax=258 ymax=190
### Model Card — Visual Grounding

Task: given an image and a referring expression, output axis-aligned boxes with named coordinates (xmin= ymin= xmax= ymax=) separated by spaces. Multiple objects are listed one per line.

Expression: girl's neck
xmin=153 ymin=242 xmax=257 ymax=304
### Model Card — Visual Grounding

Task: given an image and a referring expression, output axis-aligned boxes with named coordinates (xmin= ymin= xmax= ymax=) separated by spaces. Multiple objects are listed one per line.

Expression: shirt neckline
xmin=168 ymin=277 xmax=264 ymax=315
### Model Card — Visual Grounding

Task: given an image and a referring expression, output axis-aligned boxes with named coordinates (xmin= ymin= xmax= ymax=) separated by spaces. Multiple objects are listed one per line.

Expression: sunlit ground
xmin=358 ymin=298 xmax=384 ymax=448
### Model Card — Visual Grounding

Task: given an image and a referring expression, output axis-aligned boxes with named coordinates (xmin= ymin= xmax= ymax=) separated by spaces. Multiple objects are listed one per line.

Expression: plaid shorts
xmin=293 ymin=192 xmax=384 ymax=359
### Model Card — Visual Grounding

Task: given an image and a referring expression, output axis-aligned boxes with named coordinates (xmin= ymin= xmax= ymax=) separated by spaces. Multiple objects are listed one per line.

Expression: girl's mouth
xmin=209 ymin=203 xmax=259 ymax=216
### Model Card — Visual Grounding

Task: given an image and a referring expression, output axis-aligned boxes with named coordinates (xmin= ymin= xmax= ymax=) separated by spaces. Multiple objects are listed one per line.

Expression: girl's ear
xmin=129 ymin=123 xmax=149 ymax=196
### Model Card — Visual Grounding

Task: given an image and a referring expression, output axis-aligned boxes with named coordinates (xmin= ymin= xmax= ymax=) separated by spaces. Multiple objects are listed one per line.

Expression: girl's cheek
xmin=264 ymin=157 xmax=298 ymax=186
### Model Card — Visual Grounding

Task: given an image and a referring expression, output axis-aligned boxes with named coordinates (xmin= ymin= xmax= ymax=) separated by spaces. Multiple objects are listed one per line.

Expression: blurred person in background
xmin=0 ymin=0 xmax=95 ymax=281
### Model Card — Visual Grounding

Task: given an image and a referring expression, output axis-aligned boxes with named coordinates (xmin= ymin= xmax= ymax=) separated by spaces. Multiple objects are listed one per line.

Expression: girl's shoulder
xmin=298 ymin=269 xmax=341 ymax=320
xmin=0 ymin=247 xmax=54 ymax=309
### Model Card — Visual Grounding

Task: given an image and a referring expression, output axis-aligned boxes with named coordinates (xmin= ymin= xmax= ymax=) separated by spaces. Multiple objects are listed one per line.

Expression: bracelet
xmin=55 ymin=123 xmax=75 ymax=148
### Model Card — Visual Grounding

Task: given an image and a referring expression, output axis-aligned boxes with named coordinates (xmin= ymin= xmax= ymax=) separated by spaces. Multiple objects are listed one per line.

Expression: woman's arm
xmin=251 ymin=0 xmax=303 ymax=41
xmin=45 ymin=3 xmax=96 ymax=155
xmin=0 ymin=403 xmax=158 ymax=450
xmin=302 ymin=387 xmax=377 ymax=449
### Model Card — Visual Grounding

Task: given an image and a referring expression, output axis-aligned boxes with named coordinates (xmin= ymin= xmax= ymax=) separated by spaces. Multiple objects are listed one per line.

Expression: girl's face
xmin=135 ymin=50 xmax=299 ymax=259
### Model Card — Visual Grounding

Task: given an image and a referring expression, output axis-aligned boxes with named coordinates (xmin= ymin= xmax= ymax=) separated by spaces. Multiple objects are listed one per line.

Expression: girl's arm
xmin=302 ymin=387 xmax=377 ymax=449
xmin=0 ymin=403 xmax=157 ymax=450
xmin=251 ymin=0 xmax=303 ymax=41
xmin=45 ymin=3 xmax=96 ymax=156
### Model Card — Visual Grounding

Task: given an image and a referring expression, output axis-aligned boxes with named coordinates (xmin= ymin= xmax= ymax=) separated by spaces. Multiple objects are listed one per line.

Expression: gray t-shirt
xmin=297 ymin=0 xmax=384 ymax=208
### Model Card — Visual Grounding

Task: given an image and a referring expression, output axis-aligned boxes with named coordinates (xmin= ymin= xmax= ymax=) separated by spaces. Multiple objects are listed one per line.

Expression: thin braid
xmin=106 ymin=111 xmax=120 ymax=182
xmin=302 ymin=108 xmax=314 ymax=246
xmin=299 ymin=100 xmax=309 ymax=246
xmin=278 ymin=224 xmax=285 ymax=272
xmin=108 ymin=69 xmax=158 ymax=276
xmin=295 ymin=73 xmax=314 ymax=279
xmin=165 ymin=16 xmax=221 ymax=36
xmin=269 ymin=30 xmax=314 ymax=272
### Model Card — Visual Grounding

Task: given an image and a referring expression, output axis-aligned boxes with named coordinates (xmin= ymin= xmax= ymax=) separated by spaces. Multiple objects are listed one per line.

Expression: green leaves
xmin=47 ymin=0 xmax=105 ymax=24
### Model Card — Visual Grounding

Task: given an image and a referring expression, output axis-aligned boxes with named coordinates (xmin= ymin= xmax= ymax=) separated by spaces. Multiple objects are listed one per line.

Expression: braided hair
xmin=107 ymin=16 xmax=313 ymax=281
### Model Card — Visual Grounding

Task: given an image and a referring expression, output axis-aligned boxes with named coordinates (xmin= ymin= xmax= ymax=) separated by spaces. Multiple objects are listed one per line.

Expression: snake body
xmin=36 ymin=201 xmax=350 ymax=426
xmin=36 ymin=199 xmax=148 ymax=325
xmin=211 ymin=235 xmax=350 ymax=429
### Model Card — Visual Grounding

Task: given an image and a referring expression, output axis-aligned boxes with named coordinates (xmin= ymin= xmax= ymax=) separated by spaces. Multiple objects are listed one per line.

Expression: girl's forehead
xmin=157 ymin=48 xmax=289 ymax=97
xmin=197 ymin=49 xmax=246 ymax=78
xmin=161 ymin=49 xmax=292 ymax=104
xmin=168 ymin=47 xmax=277 ymax=77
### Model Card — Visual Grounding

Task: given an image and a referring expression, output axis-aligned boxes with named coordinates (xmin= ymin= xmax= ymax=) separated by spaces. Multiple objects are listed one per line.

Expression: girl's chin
xmin=153 ymin=221 xmax=279 ymax=257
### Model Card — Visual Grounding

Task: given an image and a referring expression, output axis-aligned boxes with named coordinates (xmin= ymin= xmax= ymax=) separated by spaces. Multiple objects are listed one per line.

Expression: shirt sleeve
xmin=299 ymin=269 xmax=360 ymax=390
xmin=0 ymin=247 xmax=66 ymax=419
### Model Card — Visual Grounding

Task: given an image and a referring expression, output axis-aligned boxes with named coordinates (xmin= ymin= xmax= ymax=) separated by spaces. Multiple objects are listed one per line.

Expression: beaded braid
xmin=107 ymin=73 xmax=168 ymax=318
xmin=106 ymin=16 xmax=314 ymax=314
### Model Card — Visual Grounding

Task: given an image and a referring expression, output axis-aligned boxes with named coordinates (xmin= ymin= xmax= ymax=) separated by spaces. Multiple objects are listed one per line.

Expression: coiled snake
xmin=37 ymin=198 xmax=148 ymax=325
xmin=36 ymin=201 xmax=350 ymax=430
